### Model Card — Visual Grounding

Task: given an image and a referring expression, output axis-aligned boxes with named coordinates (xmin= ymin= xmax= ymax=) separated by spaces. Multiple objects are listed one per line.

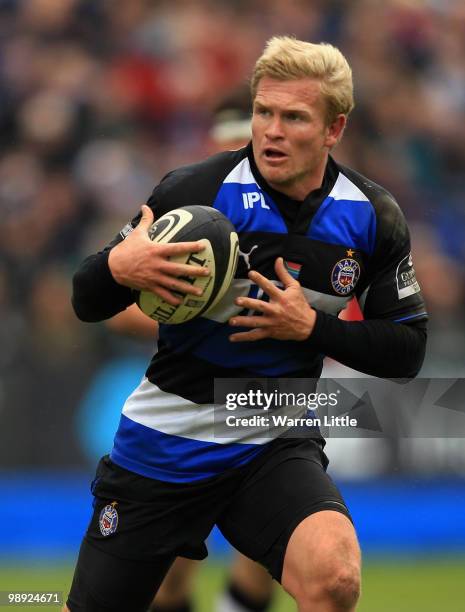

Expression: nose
xmin=265 ymin=116 xmax=284 ymax=140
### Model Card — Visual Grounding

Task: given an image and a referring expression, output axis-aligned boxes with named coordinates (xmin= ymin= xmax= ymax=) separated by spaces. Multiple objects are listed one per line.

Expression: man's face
xmin=252 ymin=76 xmax=344 ymax=200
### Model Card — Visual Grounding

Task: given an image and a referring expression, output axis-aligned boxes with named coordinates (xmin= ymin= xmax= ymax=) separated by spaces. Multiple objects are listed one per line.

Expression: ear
xmin=324 ymin=114 xmax=346 ymax=149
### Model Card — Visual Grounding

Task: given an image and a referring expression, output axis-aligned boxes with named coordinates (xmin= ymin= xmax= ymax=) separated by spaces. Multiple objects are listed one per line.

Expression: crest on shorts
xmin=99 ymin=502 xmax=119 ymax=536
xmin=331 ymin=258 xmax=360 ymax=295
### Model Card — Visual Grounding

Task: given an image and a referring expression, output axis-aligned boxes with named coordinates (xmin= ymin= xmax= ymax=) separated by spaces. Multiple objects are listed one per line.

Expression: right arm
xmin=106 ymin=303 xmax=159 ymax=338
xmin=72 ymin=204 xmax=209 ymax=322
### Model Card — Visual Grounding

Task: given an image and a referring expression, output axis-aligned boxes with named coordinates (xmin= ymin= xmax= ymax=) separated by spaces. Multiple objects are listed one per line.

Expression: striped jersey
xmin=94 ymin=144 xmax=427 ymax=482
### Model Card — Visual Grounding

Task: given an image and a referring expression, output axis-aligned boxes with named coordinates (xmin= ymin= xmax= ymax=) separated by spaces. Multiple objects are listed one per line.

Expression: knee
xmin=293 ymin=562 xmax=361 ymax=611
xmin=282 ymin=513 xmax=361 ymax=610
xmin=323 ymin=564 xmax=361 ymax=609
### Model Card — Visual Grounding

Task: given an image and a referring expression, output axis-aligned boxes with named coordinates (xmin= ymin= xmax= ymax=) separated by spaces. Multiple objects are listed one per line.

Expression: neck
xmin=270 ymin=154 xmax=328 ymax=201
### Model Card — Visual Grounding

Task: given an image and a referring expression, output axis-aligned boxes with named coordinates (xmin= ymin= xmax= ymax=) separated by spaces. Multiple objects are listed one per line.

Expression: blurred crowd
xmin=1 ymin=0 xmax=465 ymax=468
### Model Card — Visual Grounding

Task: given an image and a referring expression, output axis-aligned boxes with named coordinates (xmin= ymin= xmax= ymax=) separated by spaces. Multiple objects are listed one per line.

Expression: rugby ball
xmin=137 ymin=206 xmax=239 ymax=324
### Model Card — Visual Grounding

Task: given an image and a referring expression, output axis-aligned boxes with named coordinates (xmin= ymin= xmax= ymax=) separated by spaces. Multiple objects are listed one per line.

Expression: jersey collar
xmin=246 ymin=142 xmax=339 ymax=231
xmin=247 ymin=143 xmax=338 ymax=204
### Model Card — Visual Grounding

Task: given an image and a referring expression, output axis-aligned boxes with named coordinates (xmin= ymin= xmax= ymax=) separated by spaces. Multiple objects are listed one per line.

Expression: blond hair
xmin=251 ymin=36 xmax=354 ymax=125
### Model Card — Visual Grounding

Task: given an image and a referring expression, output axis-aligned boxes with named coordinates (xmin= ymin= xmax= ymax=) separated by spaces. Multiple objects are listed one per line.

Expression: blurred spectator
xmin=1 ymin=0 xmax=464 ymax=470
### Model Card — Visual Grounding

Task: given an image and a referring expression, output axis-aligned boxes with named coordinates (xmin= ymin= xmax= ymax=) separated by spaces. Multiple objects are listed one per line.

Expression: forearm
xmin=308 ymin=311 xmax=427 ymax=378
xmin=72 ymin=250 xmax=134 ymax=322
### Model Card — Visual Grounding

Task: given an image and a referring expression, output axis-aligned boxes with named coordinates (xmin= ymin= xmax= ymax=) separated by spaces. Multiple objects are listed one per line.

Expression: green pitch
xmin=1 ymin=558 xmax=464 ymax=611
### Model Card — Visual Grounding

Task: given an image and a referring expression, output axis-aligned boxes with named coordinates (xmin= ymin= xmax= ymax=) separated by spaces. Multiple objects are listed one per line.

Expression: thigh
xmin=67 ymin=455 xmax=244 ymax=610
xmin=67 ymin=538 xmax=174 ymax=611
xmin=152 ymin=557 xmax=200 ymax=607
xmin=230 ymin=552 xmax=274 ymax=602
xmin=86 ymin=455 xmax=227 ymax=562
xmin=280 ymin=510 xmax=360 ymax=602
xmin=217 ymin=439 xmax=351 ymax=582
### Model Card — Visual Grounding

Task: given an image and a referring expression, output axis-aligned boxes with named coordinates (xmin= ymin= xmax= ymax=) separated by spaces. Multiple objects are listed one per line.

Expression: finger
xmin=275 ymin=257 xmax=299 ymax=288
xmin=229 ymin=328 xmax=269 ymax=342
xmin=157 ymin=275 xmax=205 ymax=296
xmin=138 ymin=204 xmax=154 ymax=231
xmin=248 ymin=270 xmax=282 ymax=299
xmin=234 ymin=297 xmax=274 ymax=313
xmin=163 ymin=262 xmax=210 ymax=277
xmin=160 ymin=241 xmax=207 ymax=256
xmin=229 ymin=315 xmax=271 ymax=328
xmin=149 ymin=286 xmax=183 ymax=306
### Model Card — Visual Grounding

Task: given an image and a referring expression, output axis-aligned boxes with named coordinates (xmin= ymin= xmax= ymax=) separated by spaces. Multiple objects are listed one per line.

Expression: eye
xmin=255 ymin=107 xmax=270 ymax=117
xmin=286 ymin=112 xmax=301 ymax=122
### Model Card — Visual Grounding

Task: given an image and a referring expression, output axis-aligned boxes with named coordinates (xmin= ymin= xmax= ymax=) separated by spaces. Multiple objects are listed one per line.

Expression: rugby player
xmin=66 ymin=36 xmax=427 ymax=611
xmin=108 ymin=90 xmax=277 ymax=612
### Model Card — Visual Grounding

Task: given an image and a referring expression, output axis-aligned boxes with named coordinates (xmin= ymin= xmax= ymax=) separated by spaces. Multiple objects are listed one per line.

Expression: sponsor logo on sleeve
xmin=119 ymin=223 xmax=134 ymax=239
xmin=396 ymin=253 xmax=421 ymax=299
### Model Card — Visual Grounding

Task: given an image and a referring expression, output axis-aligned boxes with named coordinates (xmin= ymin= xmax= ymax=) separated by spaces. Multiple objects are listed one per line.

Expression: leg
xmin=149 ymin=557 xmax=199 ymax=611
xmin=148 ymin=552 xmax=273 ymax=612
xmin=63 ymin=456 xmax=216 ymax=611
xmin=216 ymin=552 xmax=275 ymax=612
xmin=217 ymin=439 xmax=360 ymax=612
xmin=65 ymin=538 xmax=174 ymax=612
xmin=228 ymin=552 xmax=274 ymax=603
xmin=281 ymin=511 xmax=361 ymax=612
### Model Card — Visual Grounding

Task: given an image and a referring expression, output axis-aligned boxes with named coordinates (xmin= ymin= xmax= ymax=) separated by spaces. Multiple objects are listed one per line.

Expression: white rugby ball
xmin=137 ymin=206 xmax=239 ymax=324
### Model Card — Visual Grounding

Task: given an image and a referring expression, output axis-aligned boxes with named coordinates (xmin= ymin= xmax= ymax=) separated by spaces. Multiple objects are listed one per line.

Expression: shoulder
xmin=149 ymin=148 xmax=247 ymax=215
xmin=337 ymin=163 xmax=405 ymax=227
xmin=336 ymin=162 xmax=409 ymax=247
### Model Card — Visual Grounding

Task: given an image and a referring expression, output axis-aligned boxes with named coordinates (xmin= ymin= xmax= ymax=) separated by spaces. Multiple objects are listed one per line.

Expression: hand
xmin=229 ymin=257 xmax=316 ymax=342
xmin=108 ymin=204 xmax=210 ymax=306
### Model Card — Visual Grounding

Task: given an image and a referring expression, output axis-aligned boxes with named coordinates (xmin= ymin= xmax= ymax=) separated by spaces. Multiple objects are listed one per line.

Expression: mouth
xmin=263 ymin=147 xmax=288 ymax=161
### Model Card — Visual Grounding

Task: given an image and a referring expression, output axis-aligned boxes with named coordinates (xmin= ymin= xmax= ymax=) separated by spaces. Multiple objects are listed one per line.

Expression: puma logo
xmin=238 ymin=244 xmax=258 ymax=271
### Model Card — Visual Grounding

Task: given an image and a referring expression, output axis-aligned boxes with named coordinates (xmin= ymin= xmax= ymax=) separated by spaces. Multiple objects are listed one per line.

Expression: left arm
xmin=229 ymin=258 xmax=426 ymax=378
xmin=304 ymin=310 xmax=426 ymax=378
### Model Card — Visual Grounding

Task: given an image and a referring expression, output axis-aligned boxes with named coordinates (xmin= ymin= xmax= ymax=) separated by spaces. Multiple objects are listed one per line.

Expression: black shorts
xmin=67 ymin=438 xmax=350 ymax=611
